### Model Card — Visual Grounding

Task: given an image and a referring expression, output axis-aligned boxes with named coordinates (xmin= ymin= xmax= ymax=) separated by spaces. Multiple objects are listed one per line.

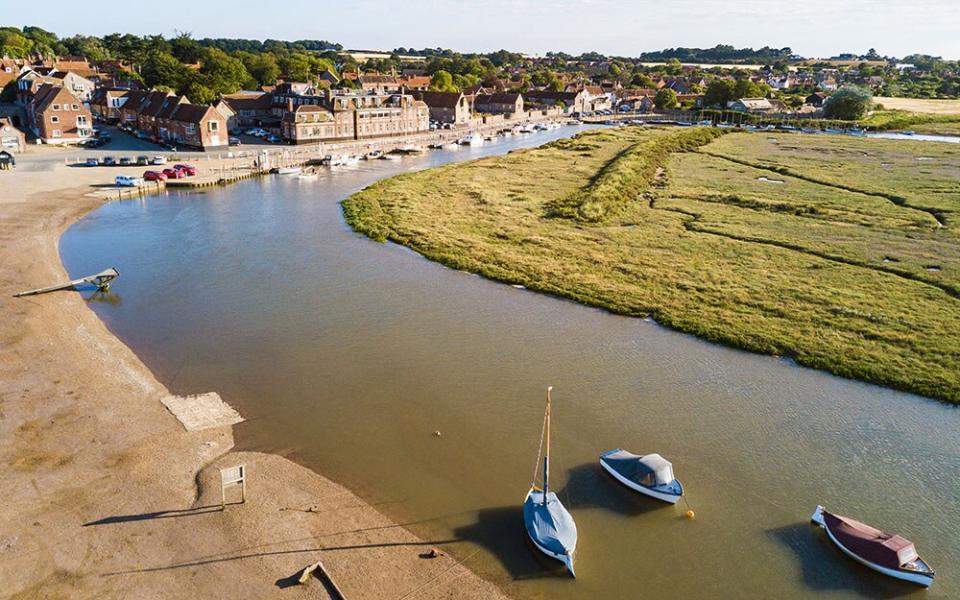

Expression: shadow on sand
xmin=767 ymin=522 xmax=924 ymax=599
xmin=84 ymin=505 xmax=225 ymax=526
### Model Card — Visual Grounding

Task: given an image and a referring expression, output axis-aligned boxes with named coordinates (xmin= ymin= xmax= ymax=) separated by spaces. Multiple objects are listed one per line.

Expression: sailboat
xmin=523 ymin=386 xmax=578 ymax=577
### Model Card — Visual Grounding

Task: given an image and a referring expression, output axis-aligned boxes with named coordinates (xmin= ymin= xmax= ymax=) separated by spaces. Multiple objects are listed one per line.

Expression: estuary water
xmin=61 ymin=127 xmax=960 ymax=599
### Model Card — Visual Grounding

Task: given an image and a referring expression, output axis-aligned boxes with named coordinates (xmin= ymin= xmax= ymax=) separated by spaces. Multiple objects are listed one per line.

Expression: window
xmin=52 ymin=104 xmax=60 ymax=111
xmin=208 ymin=121 xmax=219 ymax=132
xmin=77 ymin=116 xmax=88 ymax=126
xmin=52 ymin=129 xmax=61 ymax=138
xmin=72 ymin=104 xmax=79 ymax=110
xmin=50 ymin=115 xmax=60 ymax=124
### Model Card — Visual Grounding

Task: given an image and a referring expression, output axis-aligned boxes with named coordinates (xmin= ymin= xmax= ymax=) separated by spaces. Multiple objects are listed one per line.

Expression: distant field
xmin=874 ymin=97 xmax=960 ymax=114
xmin=344 ymin=127 xmax=960 ymax=404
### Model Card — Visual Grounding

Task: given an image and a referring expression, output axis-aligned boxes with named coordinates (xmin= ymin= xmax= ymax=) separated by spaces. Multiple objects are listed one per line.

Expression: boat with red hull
xmin=811 ymin=505 xmax=935 ymax=587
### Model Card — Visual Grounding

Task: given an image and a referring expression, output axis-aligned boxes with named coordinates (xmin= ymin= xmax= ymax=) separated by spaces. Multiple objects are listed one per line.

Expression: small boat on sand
xmin=599 ymin=449 xmax=683 ymax=503
xmin=524 ymin=386 xmax=578 ymax=577
xmin=459 ymin=133 xmax=484 ymax=146
xmin=811 ymin=505 xmax=935 ymax=587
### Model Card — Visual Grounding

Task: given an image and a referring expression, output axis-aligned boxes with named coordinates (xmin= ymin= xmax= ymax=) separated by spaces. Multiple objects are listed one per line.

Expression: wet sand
xmin=0 ymin=152 xmax=508 ymax=599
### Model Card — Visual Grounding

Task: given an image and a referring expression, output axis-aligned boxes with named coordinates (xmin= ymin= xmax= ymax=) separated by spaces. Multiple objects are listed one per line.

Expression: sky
xmin=9 ymin=0 xmax=960 ymax=59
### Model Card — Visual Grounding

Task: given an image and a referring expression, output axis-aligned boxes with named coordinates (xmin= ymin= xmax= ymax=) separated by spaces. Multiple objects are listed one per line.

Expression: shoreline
xmin=0 ymin=159 xmax=509 ymax=598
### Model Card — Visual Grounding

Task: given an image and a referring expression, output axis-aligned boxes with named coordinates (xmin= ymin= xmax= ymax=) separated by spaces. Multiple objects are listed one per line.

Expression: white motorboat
xmin=599 ymin=449 xmax=684 ymax=504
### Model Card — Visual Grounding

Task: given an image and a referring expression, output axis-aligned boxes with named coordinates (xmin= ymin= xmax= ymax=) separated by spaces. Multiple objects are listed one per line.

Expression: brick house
xmin=157 ymin=103 xmax=228 ymax=150
xmin=26 ymin=84 xmax=93 ymax=144
xmin=411 ymin=91 xmax=473 ymax=125
xmin=90 ymin=88 xmax=133 ymax=122
xmin=473 ymin=93 xmax=523 ymax=117
xmin=359 ymin=74 xmax=399 ymax=94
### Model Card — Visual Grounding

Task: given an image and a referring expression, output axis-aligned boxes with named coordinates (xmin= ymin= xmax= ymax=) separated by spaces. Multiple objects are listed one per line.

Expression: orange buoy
xmin=685 ymin=510 xmax=695 ymax=520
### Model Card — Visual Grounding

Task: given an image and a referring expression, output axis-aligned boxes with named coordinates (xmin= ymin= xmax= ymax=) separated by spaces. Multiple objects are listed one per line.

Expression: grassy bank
xmin=861 ymin=110 xmax=960 ymax=134
xmin=343 ymin=127 xmax=960 ymax=404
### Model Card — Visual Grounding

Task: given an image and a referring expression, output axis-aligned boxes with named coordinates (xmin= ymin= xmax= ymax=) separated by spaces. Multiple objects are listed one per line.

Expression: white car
xmin=151 ymin=156 xmax=167 ymax=165
xmin=115 ymin=175 xmax=145 ymax=187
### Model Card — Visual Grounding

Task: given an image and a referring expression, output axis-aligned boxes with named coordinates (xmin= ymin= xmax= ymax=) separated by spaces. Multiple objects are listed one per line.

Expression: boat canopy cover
xmin=602 ymin=449 xmax=675 ymax=485
xmin=523 ymin=490 xmax=578 ymax=558
xmin=824 ymin=511 xmax=919 ymax=569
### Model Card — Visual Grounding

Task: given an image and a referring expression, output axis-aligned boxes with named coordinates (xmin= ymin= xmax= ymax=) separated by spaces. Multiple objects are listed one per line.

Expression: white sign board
xmin=220 ymin=464 xmax=246 ymax=507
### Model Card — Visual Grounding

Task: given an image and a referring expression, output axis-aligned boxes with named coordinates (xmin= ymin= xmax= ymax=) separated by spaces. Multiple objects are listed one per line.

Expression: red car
xmin=143 ymin=170 xmax=167 ymax=181
xmin=173 ymin=164 xmax=197 ymax=176
xmin=162 ymin=167 xmax=186 ymax=179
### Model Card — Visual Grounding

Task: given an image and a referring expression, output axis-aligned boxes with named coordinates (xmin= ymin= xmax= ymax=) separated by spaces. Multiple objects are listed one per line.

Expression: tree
xmin=170 ymin=32 xmax=204 ymax=63
xmin=198 ymin=47 xmax=251 ymax=96
xmin=429 ymin=70 xmax=457 ymax=92
xmin=244 ymin=53 xmax=281 ymax=86
xmin=704 ymin=80 xmax=735 ymax=107
xmin=654 ymin=88 xmax=678 ymax=109
xmin=630 ymin=73 xmax=655 ymax=88
xmin=141 ymin=51 xmax=192 ymax=92
xmin=823 ymin=85 xmax=873 ymax=120
xmin=733 ymin=78 xmax=765 ymax=99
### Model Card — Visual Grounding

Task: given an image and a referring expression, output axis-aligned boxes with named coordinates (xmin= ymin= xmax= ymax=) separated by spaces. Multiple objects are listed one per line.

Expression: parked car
xmin=266 ymin=134 xmax=282 ymax=143
xmin=173 ymin=164 xmax=197 ymax=176
xmin=228 ymin=136 xmax=240 ymax=146
xmin=118 ymin=157 xmax=132 ymax=166
xmin=151 ymin=156 xmax=167 ymax=165
xmin=85 ymin=157 xmax=99 ymax=167
xmin=162 ymin=167 xmax=185 ymax=179
xmin=143 ymin=170 xmax=167 ymax=181
xmin=101 ymin=156 xmax=117 ymax=166
xmin=115 ymin=175 xmax=144 ymax=187
xmin=136 ymin=155 xmax=150 ymax=166
xmin=97 ymin=129 xmax=111 ymax=139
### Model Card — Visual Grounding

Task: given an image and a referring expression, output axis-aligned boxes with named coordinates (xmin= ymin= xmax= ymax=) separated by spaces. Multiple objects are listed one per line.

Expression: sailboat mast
xmin=543 ymin=386 xmax=552 ymax=505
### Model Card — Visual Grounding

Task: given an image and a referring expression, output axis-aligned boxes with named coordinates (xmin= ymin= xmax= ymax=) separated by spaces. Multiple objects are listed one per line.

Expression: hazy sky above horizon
xmin=11 ymin=0 xmax=960 ymax=59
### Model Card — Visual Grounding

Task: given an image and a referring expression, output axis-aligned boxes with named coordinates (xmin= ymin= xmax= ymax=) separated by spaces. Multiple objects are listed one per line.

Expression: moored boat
xmin=524 ymin=386 xmax=578 ymax=577
xmin=459 ymin=133 xmax=484 ymax=146
xmin=811 ymin=505 xmax=935 ymax=587
xmin=599 ymin=449 xmax=683 ymax=503
xmin=276 ymin=166 xmax=301 ymax=175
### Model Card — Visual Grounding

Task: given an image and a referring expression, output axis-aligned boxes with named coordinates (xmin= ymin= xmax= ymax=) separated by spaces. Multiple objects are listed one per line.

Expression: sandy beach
xmin=0 ymin=147 xmax=508 ymax=599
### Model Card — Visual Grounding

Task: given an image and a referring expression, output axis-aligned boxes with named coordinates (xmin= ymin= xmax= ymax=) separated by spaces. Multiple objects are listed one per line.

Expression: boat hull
xmin=599 ymin=456 xmax=683 ymax=504
xmin=811 ymin=506 xmax=934 ymax=587
xmin=523 ymin=489 xmax=576 ymax=577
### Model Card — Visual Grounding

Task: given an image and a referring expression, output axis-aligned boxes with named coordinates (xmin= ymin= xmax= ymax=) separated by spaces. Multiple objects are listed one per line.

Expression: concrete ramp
xmin=160 ymin=392 xmax=244 ymax=432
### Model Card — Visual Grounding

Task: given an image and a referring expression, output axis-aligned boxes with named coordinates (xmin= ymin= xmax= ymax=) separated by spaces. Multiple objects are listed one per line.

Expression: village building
xmin=359 ymin=74 xmax=399 ymax=94
xmin=473 ymin=92 xmax=523 ymax=117
xmin=26 ymin=84 xmax=93 ymax=144
xmin=805 ymin=92 xmax=829 ymax=107
xmin=397 ymin=75 xmax=431 ymax=91
xmin=280 ymin=91 xmax=429 ymax=144
xmin=523 ymin=90 xmax=589 ymax=114
xmin=412 ymin=91 xmax=474 ymax=125
xmin=220 ymin=91 xmax=276 ymax=130
xmin=727 ymin=97 xmax=775 ymax=113
xmin=116 ymin=89 xmax=228 ymax=150
xmin=17 ymin=68 xmax=96 ymax=103
xmin=90 ymin=88 xmax=133 ymax=122
xmin=0 ymin=116 xmax=26 ymax=152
